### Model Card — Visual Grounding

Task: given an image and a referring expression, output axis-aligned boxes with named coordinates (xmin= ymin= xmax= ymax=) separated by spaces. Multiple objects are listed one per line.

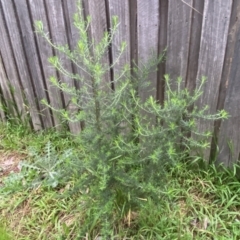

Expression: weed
xmin=33 ymin=0 xmax=228 ymax=237
xmin=0 ymin=0 xmax=231 ymax=238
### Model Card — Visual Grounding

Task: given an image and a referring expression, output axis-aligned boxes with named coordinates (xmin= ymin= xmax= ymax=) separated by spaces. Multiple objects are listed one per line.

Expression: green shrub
xmin=34 ymin=0 xmax=228 ymax=237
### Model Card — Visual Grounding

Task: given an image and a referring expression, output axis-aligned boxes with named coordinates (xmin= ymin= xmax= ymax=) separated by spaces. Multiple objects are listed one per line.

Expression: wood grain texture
xmin=217 ymin=1 xmax=240 ymax=166
xmin=84 ymin=0 xmax=110 ymax=87
xmin=137 ymin=0 xmax=159 ymax=101
xmin=185 ymin=0 xmax=204 ymax=93
xmin=129 ymin=0 xmax=137 ymax=69
xmin=14 ymin=0 xmax=53 ymax=128
xmin=84 ymin=0 xmax=108 ymax=44
xmin=1 ymin=0 xmax=42 ymax=129
xmin=195 ymin=0 xmax=233 ymax=161
xmin=108 ymin=0 xmax=131 ymax=87
xmin=29 ymin=0 xmax=62 ymax=128
xmin=62 ymin=0 xmax=81 ymax=80
xmin=63 ymin=0 xmax=87 ymax=133
xmin=157 ymin=0 xmax=168 ymax=104
xmin=45 ymin=0 xmax=81 ymax=133
xmin=0 ymin=2 xmax=25 ymax=120
xmin=0 ymin=55 xmax=7 ymax=120
xmin=0 ymin=52 xmax=14 ymax=120
xmin=166 ymin=0 xmax=193 ymax=88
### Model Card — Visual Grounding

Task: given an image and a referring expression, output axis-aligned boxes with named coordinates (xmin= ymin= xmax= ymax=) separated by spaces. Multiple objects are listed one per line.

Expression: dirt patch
xmin=0 ymin=151 xmax=26 ymax=184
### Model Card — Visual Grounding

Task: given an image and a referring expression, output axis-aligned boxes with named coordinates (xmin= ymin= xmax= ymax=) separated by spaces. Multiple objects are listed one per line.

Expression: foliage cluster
xmin=27 ymin=1 xmax=231 ymax=237
xmin=0 ymin=1 xmax=230 ymax=239
xmin=1 ymin=150 xmax=240 ymax=239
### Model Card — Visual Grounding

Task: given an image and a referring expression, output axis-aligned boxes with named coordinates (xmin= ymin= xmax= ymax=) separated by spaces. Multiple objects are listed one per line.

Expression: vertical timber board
xmin=1 ymin=0 xmax=42 ymax=129
xmin=63 ymin=0 xmax=79 ymax=50
xmin=63 ymin=0 xmax=81 ymax=132
xmin=129 ymin=0 xmax=137 ymax=70
xmin=108 ymin=0 xmax=131 ymax=85
xmin=0 ymin=53 xmax=13 ymax=120
xmin=46 ymin=0 xmax=81 ymax=133
xmin=217 ymin=1 xmax=240 ymax=167
xmin=137 ymin=0 xmax=159 ymax=101
xmin=0 ymin=55 xmax=7 ymax=120
xmin=84 ymin=0 xmax=108 ymax=44
xmin=0 ymin=2 xmax=26 ymax=120
xmin=14 ymin=0 xmax=52 ymax=128
xmin=63 ymin=0 xmax=93 ymax=83
xmin=166 ymin=0 xmax=193 ymax=87
xmin=65 ymin=0 xmax=97 ymax=132
xmin=107 ymin=0 xmax=131 ymax=133
xmin=83 ymin=0 xmax=111 ymax=86
xmin=29 ymin=0 xmax=63 ymax=128
xmin=195 ymin=0 xmax=232 ymax=161
xmin=185 ymin=0 xmax=204 ymax=93
xmin=216 ymin=1 xmax=240 ymax=116
xmin=157 ymin=0 xmax=168 ymax=104
xmin=63 ymin=0 xmax=82 ymax=86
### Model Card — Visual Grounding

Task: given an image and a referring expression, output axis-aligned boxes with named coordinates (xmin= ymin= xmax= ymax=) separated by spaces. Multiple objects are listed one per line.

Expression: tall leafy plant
xmin=35 ymin=0 xmax=228 ymax=237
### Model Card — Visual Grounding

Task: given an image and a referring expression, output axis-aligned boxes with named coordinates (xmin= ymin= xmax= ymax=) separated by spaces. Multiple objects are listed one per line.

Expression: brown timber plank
xmin=217 ymin=1 xmax=240 ymax=167
xmin=166 ymin=0 xmax=193 ymax=88
xmin=108 ymin=0 xmax=131 ymax=86
xmin=83 ymin=0 xmax=110 ymax=87
xmin=129 ymin=0 xmax=137 ymax=71
xmin=63 ymin=0 xmax=82 ymax=83
xmin=84 ymin=0 xmax=108 ymax=44
xmin=1 ymin=0 xmax=41 ymax=128
xmin=137 ymin=0 xmax=159 ymax=101
xmin=63 ymin=0 xmax=79 ymax=50
xmin=29 ymin=0 xmax=63 ymax=128
xmin=185 ymin=0 xmax=204 ymax=93
xmin=157 ymin=0 xmax=168 ymax=104
xmin=0 ymin=2 xmax=25 ymax=120
xmin=0 ymin=55 xmax=7 ymax=120
xmin=14 ymin=0 xmax=53 ymax=128
xmin=63 ymin=0 xmax=94 ymax=132
xmin=195 ymin=0 xmax=233 ymax=161
xmin=45 ymin=0 xmax=81 ymax=133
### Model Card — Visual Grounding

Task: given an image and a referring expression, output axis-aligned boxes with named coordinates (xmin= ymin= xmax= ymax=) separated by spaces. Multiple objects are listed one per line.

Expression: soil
xmin=0 ymin=151 xmax=25 ymax=186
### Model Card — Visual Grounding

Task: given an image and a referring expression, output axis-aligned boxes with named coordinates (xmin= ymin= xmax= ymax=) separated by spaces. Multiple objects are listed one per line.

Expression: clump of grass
xmin=0 ymin=121 xmax=76 ymax=152
xmin=134 ymin=162 xmax=240 ymax=239
xmin=0 ymin=225 xmax=12 ymax=240
xmin=1 ymin=154 xmax=240 ymax=239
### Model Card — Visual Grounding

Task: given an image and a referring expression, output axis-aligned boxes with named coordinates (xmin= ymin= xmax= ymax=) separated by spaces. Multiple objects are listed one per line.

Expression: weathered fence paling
xmin=0 ymin=0 xmax=239 ymax=166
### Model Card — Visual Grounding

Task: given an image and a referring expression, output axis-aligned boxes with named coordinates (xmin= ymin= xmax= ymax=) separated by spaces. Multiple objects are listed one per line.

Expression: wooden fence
xmin=0 ymin=0 xmax=239 ymax=166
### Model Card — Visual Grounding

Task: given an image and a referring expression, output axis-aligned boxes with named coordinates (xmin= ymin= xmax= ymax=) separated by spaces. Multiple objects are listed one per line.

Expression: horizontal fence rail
xmin=0 ymin=0 xmax=239 ymax=166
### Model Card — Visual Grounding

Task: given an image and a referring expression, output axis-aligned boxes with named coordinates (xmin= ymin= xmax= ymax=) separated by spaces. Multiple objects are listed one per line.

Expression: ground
xmin=0 ymin=151 xmax=25 ymax=186
xmin=1 ymin=129 xmax=240 ymax=239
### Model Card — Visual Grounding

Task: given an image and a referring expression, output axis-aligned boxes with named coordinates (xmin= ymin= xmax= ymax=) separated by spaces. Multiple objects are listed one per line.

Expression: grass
xmin=0 ymin=121 xmax=77 ymax=152
xmin=0 ymin=225 xmax=12 ymax=240
xmin=1 ymin=122 xmax=240 ymax=239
